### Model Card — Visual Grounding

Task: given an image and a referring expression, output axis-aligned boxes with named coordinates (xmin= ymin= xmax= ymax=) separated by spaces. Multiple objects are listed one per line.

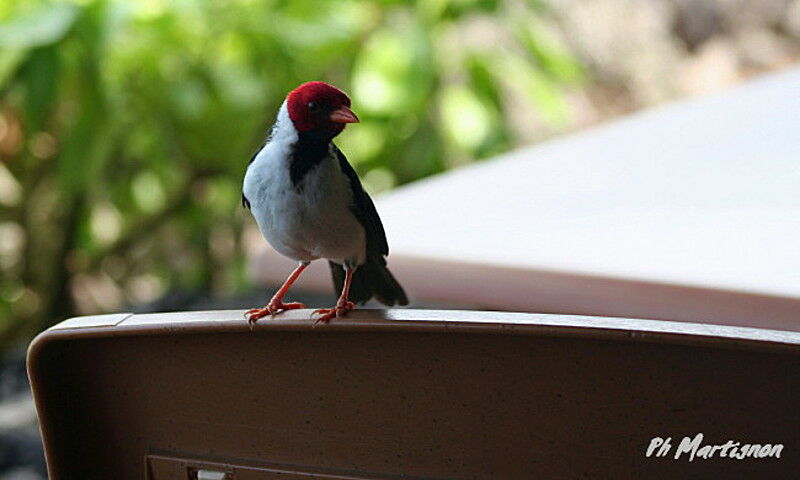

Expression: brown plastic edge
xmin=26 ymin=308 xmax=800 ymax=477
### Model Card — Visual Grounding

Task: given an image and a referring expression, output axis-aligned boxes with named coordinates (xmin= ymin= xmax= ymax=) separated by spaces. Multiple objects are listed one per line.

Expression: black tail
xmin=329 ymin=258 xmax=408 ymax=306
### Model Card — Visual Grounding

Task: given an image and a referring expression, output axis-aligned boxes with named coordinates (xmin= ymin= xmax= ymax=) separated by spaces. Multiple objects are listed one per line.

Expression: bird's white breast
xmin=243 ymin=102 xmax=366 ymax=265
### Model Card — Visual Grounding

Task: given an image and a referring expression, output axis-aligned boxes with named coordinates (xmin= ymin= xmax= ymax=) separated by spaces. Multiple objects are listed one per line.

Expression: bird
xmin=242 ymin=81 xmax=408 ymax=325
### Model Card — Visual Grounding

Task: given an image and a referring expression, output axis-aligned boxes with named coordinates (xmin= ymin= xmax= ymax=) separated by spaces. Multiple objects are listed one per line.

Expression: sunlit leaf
xmin=338 ymin=122 xmax=385 ymax=164
xmin=0 ymin=4 xmax=79 ymax=49
xmin=467 ymin=54 xmax=503 ymax=110
xmin=352 ymin=31 xmax=415 ymax=114
xmin=515 ymin=21 xmax=584 ymax=84
xmin=132 ymin=172 xmax=166 ymax=213
xmin=417 ymin=0 xmax=450 ymax=23
xmin=440 ymin=84 xmax=492 ymax=151
xmin=501 ymin=53 xmax=569 ymax=127
xmin=0 ymin=49 xmax=27 ymax=89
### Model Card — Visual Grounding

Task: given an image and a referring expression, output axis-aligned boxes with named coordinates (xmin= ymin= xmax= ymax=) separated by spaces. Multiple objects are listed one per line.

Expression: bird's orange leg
xmin=313 ymin=266 xmax=356 ymax=324
xmin=246 ymin=262 xmax=309 ymax=326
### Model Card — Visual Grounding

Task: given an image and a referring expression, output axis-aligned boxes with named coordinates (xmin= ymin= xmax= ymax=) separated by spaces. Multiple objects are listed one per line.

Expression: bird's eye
xmin=307 ymin=101 xmax=318 ymax=111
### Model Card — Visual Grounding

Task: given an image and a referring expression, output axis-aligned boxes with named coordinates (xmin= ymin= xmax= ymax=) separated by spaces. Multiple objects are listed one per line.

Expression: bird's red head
xmin=286 ymin=81 xmax=359 ymax=136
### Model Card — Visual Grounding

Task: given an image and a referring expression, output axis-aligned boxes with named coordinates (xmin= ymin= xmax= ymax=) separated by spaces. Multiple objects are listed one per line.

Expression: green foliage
xmin=0 ymin=0 xmax=583 ymax=342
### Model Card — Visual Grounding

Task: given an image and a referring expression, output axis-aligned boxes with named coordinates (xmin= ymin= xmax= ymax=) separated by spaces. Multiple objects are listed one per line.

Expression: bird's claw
xmin=245 ymin=301 xmax=307 ymax=327
xmin=312 ymin=301 xmax=355 ymax=325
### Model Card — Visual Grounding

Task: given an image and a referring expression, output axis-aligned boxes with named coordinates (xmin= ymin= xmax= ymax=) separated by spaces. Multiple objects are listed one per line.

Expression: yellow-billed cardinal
xmin=242 ymin=81 xmax=408 ymax=325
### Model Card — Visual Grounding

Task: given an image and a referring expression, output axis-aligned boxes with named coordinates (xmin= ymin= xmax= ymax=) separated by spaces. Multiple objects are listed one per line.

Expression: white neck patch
xmin=270 ymin=100 xmax=299 ymax=146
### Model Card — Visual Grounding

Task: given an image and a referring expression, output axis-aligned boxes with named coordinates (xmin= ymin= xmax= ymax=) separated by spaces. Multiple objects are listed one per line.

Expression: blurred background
xmin=4 ymin=0 xmax=800 ymax=344
xmin=1 ymin=0 xmax=800 ymax=476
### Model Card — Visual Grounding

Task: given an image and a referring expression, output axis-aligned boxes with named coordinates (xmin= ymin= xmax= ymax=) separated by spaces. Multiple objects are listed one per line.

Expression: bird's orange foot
xmin=245 ymin=301 xmax=307 ymax=326
xmin=313 ymin=301 xmax=355 ymax=325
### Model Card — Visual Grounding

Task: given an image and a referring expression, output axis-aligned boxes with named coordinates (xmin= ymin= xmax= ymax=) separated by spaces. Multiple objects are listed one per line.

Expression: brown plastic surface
xmin=28 ymin=309 xmax=800 ymax=479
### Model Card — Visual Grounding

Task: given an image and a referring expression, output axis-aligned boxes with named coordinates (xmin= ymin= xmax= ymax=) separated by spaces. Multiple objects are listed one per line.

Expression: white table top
xmin=378 ymin=67 xmax=800 ymax=299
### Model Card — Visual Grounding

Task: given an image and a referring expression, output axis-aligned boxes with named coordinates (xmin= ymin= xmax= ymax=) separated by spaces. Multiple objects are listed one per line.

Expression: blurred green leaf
xmin=515 ymin=22 xmax=584 ymax=84
xmin=440 ymin=84 xmax=492 ymax=151
xmin=501 ymin=52 xmax=570 ymax=127
xmin=0 ymin=3 xmax=79 ymax=49
xmin=466 ymin=54 xmax=503 ymax=111
xmin=20 ymin=46 xmax=60 ymax=129
xmin=439 ymin=0 xmax=501 ymax=19
xmin=353 ymin=30 xmax=417 ymax=114
xmin=0 ymin=48 xmax=27 ymax=89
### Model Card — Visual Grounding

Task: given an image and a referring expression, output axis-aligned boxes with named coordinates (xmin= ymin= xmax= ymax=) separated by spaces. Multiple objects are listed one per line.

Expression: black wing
xmin=334 ymin=145 xmax=389 ymax=257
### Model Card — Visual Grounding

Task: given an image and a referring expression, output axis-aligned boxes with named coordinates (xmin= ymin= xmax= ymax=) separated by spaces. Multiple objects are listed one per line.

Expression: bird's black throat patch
xmin=290 ymin=131 xmax=333 ymax=190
